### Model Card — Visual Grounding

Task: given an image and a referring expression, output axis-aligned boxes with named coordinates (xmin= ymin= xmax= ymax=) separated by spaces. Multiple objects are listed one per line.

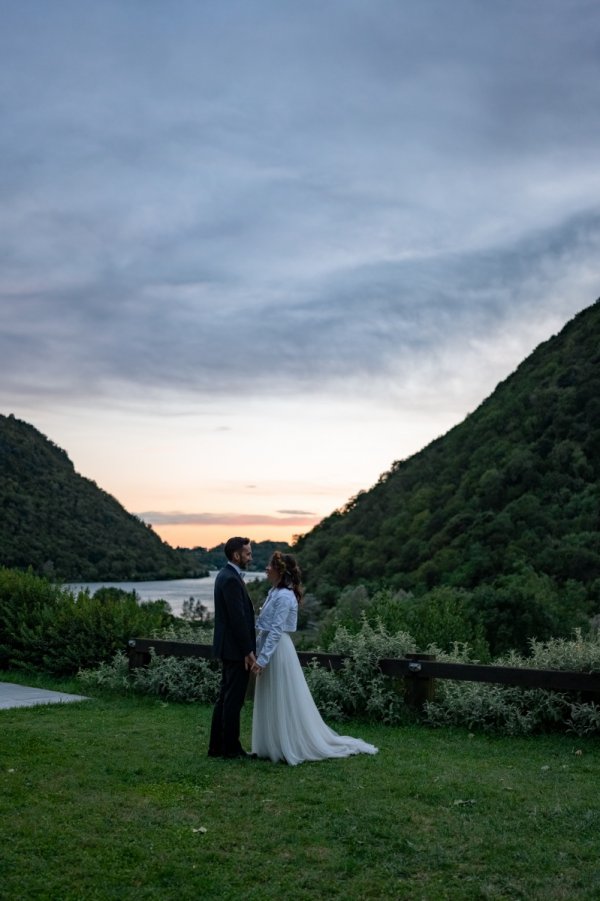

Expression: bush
xmin=0 ymin=568 xmax=173 ymax=674
xmin=77 ymin=649 xmax=133 ymax=693
xmin=314 ymin=585 xmax=490 ymax=659
xmin=424 ymin=629 xmax=600 ymax=736
xmin=132 ymin=650 xmax=220 ymax=703
xmin=315 ymin=585 xmax=372 ymax=648
xmin=78 ymin=646 xmax=221 ymax=704
xmin=78 ymin=622 xmax=220 ymax=702
xmin=393 ymin=586 xmax=490 ymax=659
xmin=424 ymin=681 xmax=567 ymax=736
xmin=305 ymin=619 xmax=416 ymax=724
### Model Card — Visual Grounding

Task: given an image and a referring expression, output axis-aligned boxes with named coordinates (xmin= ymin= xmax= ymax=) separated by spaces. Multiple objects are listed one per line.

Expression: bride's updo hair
xmin=269 ymin=551 xmax=304 ymax=604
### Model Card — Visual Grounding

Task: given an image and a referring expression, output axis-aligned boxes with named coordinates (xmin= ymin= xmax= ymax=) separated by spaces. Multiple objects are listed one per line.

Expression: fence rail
xmin=127 ymin=637 xmax=600 ymax=709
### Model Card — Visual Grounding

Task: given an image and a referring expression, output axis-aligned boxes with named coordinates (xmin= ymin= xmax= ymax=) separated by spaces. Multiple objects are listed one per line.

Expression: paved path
xmin=0 ymin=682 xmax=89 ymax=710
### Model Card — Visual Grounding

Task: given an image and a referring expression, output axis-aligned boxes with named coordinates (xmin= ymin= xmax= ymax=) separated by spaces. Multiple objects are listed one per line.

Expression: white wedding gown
xmin=252 ymin=629 xmax=378 ymax=766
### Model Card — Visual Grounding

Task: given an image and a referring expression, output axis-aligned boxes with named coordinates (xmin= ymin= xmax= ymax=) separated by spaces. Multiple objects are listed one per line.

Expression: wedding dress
xmin=251 ymin=587 xmax=378 ymax=766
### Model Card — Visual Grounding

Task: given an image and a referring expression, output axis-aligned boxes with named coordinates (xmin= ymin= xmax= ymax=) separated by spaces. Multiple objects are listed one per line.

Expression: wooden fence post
xmin=127 ymin=639 xmax=151 ymax=670
xmin=404 ymin=653 xmax=436 ymax=711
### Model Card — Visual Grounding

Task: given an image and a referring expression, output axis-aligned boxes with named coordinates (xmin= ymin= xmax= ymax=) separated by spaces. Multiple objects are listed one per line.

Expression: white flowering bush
xmin=78 ymin=621 xmax=600 ymax=735
xmin=149 ymin=623 xmax=214 ymax=643
xmin=78 ymin=620 xmax=220 ymax=703
xmin=133 ymin=649 xmax=220 ymax=703
xmin=566 ymin=701 xmax=600 ymax=736
xmin=302 ymin=662 xmax=348 ymax=721
xmin=424 ymin=681 xmax=567 ymax=735
xmin=78 ymin=648 xmax=221 ymax=703
xmin=78 ymin=650 xmax=133 ymax=693
xmin=521 ymin=629 xmax=600 ymax=672
xmin=305 ymin=619 xmax=416 ymax=724
xmin=424 ymin=630 xmax=600 ymax=736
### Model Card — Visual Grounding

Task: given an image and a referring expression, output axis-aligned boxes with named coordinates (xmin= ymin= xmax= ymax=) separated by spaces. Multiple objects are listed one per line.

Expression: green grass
xmin=1 ymin=673 xmax=599 ymax=900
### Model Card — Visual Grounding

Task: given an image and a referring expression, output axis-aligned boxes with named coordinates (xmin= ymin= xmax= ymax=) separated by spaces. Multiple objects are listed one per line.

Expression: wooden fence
xmin=127 ymin=637 xmax=600 ymax=710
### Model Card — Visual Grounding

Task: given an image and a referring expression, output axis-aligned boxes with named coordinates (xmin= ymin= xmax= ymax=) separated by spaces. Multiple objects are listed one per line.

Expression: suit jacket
xmin=212 ymin=563 xmax=256 ymax=660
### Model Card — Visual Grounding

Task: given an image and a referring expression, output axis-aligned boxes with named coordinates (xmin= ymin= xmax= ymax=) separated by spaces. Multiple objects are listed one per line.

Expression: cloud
xmin=1 ymin=1 xmax=599 ymax=415
xmin=1 ymin=210 xmax=597 ymax=412
xmin=138 ymin=511 xmax=320 ymax=527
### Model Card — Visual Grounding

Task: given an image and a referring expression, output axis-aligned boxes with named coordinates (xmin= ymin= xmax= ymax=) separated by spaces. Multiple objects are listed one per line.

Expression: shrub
xmin=314 ymin=585 xmax=490 ymax=659
xmin=132 ymin=650 xmax=220 ymax=703
xmin=0 ymin=568 xmax=173 ymax=674
xmin=150 ymin=622 xmax=214 ymax=643
xmin=424 ymin=629 xmax=600 ymax=736
xmin=424 ymin=681 xmax=567 ymax=736
xmin=305 ymin=619 xmax=416 ymax=724
xmin=0 ymin=568 xmax=66 ymax=669
xmin=78 ymin=622 xmax=220 ymax=702
xmin=77 ymin=650 xmax=133 ymax=693
xmin=78 ymin=646 xmax=221 ymax=704
xmin=396 ymin=586 xmax=490 ymax=659
xmin=524 ymin=628 xmax=600 ymax=671
xmin=62 ymin=598 xmax=600 ymax=738
xmin=315 ymin=585 xmax=373 ymax=648
xmin=566 ymin=701 xmax=600 ymax=736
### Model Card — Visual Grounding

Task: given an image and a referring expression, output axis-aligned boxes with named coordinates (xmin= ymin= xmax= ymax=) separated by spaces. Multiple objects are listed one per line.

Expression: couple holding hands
xmin=208 ymin=537 xmax=378 ymax=766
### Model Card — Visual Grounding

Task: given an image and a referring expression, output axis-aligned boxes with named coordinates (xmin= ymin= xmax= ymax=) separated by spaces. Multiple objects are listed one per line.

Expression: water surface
xmin=65 ymin=570 xmax=265 ymax=617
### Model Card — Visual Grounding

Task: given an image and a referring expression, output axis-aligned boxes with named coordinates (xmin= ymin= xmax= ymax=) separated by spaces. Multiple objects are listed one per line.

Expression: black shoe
xmin=207 ymin=750 xmax=222 ymax=758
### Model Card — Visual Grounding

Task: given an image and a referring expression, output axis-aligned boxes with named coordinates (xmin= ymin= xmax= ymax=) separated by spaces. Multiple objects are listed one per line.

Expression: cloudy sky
xmin=1 ymin=0 xmax=599 ymax=550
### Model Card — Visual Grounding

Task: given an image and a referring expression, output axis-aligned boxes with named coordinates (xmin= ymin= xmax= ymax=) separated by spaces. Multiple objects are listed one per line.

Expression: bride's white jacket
xmin=255 ymin=587 xmax=298 ymax=668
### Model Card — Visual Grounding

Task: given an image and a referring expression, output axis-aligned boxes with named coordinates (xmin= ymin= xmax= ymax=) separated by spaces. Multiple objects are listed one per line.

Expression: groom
xmin=208 ymin=536 xmax=257 ymax=759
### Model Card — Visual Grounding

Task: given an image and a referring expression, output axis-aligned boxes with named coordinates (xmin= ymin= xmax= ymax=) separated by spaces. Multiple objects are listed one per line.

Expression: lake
xmin=65 ymin=570 xmax=266 ymax=617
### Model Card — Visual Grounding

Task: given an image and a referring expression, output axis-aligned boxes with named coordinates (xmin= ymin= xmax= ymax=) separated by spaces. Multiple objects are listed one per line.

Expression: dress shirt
xmin=255 ymin=587 xmax=298 ymax=668
xmin=227 ymin=561 xmax=245 ymax=580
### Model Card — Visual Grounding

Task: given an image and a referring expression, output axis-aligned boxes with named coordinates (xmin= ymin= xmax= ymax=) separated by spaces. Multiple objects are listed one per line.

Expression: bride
xmin=251 ymin=552 xmax=378 ymax=765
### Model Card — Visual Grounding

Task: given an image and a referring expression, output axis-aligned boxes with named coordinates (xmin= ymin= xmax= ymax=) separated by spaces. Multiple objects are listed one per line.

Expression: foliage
xmin=76 ymin=648 xmax=134 ymax=693
xmin=314 ymin=584 xmax=373 ymax=648
xmin=180 ymin=596 xmax=213 ymax=624
xmin=520 ymin=628 xmax=600 ymax=671
xmin=305 ymin=620 xmax=416 ymax=724
xmin=424 ymin=681 xmax=568 ymax=736
xmin=315 ymin=585 xmax=489 ymax=658
xmin=150 ymin=622 xmax=214 ymax=643
xmin=0 ymin=413 xmax=203 ymax=580
xmin=5 ymin=561 xmax=600 ymax=737
xmin=78 ymin=647 xmax=221 ymax=704
xmin=0 ymin=567 xmax=173 ymax=674
xmin=179 ymin=540 xmax=292 ymax=573
xmin=425 ymin=629 xmax=600 ymax=736
xmin=295 ymin=299 xmax=600 ymax=654
xmin=133 ymin=650 xmax=220 ymax=704
xmin=77 ymin=612 xmax=600 ymax=736
xmin=245 ymin=574 xmax=271 ymax=610
xmin=399 ymin=587 xmax=490 ymax=658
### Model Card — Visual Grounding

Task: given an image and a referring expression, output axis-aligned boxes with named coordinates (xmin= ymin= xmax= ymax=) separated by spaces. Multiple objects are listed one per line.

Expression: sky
xmin=1 ymin=0 xmax=599 ymax=550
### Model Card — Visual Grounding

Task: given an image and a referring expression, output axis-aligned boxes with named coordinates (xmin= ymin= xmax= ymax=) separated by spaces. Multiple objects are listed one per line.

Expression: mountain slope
xmin=295 ymin=299 xmax=600 ymax=609
xmin=0 ymin=415 xmax=197 ymax=580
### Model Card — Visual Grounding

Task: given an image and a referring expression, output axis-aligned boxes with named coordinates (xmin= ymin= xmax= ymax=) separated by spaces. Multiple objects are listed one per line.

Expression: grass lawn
xmin=1 ymin=672 xmax=599 ymax=900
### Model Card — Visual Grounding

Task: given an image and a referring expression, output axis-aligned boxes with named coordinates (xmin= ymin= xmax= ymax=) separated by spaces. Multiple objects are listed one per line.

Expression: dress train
xmin=251 ymin=633 xmax=378 ymax=766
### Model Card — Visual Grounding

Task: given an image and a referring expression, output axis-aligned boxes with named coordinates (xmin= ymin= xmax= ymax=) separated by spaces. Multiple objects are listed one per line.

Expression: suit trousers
xmin=209 ymin=659 xmax=250 ymax=756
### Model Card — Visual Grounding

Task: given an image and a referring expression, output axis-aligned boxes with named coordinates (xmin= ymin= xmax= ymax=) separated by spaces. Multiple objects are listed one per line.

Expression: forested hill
xmin=295 ymin=299 xmax=600 ymax=609
xmin=180 ymin=540 xmax=292 ymax=574
xmin=0 ymin=415 xmax=200 ymax=581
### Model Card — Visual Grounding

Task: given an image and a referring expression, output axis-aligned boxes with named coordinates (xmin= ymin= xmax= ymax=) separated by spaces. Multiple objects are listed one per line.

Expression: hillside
xmin=179 ymin=540 xmax=292 ymax=574
xmin=295 ymin=299 xmax=600 ymax=614
xmin=0 ymin=415 xmax=200 ymax=581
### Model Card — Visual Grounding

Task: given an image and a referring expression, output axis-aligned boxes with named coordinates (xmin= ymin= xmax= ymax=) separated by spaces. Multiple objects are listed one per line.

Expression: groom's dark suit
xmin=208 ymin=563 xmax=256 ymax=757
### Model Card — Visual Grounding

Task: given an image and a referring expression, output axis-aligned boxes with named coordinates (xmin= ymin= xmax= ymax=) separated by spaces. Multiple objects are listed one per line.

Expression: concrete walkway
xmin=0 ymin=682 xmax=89 ymax=710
